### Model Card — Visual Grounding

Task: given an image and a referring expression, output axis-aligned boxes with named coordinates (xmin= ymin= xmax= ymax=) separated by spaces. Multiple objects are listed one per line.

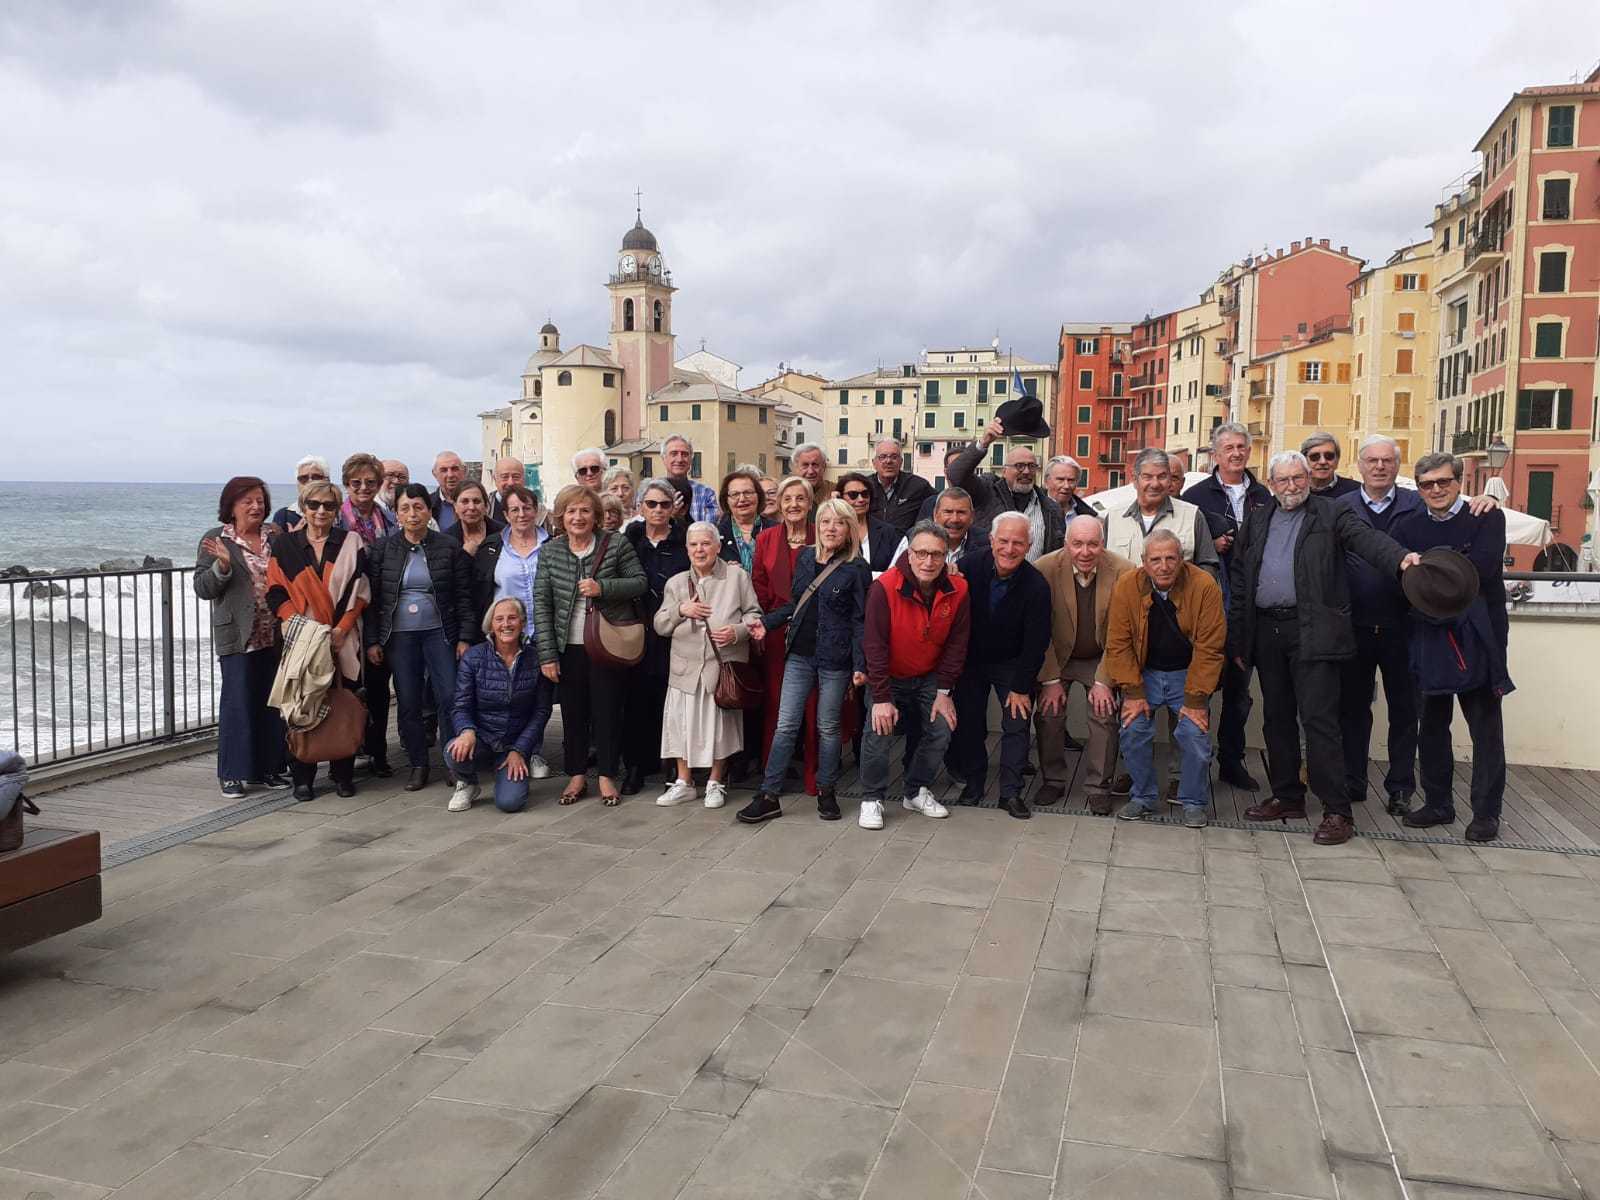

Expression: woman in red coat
xmin=753 ymin=476 xmax=818 ymax=792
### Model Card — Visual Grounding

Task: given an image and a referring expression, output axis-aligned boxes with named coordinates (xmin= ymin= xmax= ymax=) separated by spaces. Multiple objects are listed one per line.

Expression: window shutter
xmin=1418 ymin=274 xmax=1428 ymax=290
xmin=1515 ymin=389 xmax=1532 ymax=429
xmin=1558 ymin=388 xmax=1573 ymax=428
xmin=1393 ymin=274 xmax=1403 ymax=291
xmin=1336 ymin=362 xmax=1351 ymax=383
xmin=1322 ymin=361 xmax=1331 ymax=381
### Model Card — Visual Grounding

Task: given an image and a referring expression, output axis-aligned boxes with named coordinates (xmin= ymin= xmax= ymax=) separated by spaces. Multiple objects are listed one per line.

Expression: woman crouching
xmin=445 ymin=597 xmax=546 ymax=813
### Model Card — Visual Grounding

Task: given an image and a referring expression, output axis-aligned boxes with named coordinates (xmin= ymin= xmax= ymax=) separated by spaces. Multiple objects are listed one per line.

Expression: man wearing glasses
xmin=378 ymin=460 xmax=411 ymax=512
xmin=1301 ymin=432 xmax=1361 ymax=498
xmin=866 ymin=437 xmax=933 ymax=535
xmin=660 ymin=434 xmax=721 ymax=523
xmin=947 ymin=418 xmax=1065 ymax=561
xmin=269 ymin=455 xmax=330 ymax=532
xmin=571 ymin=447 xmax=607 ymax=491
xmin=430 ymin=450 xmax=467 ymax=533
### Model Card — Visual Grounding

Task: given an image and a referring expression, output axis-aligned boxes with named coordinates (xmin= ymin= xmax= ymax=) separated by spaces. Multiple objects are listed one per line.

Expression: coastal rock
xmin=53 ymin=567 xmax=91 ymax=577
xmin=99 ymin=558 xmax=141 ymax=571
xmin=23 ymin=581 xmax=66 ymax=599
xmin=142 ymin=555 xmax=174 ymax=568
xmin=0 ymin=564 xmax=30 ymax=579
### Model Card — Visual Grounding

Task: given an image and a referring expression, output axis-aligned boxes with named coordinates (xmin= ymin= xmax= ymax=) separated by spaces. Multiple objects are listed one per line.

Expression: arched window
xmin=533 ymin=379 xmax=542 ymax=398
xmin=557 ymin=370 xmax=572 ymax=386
xmin=604 ymin=410 xmax=617 ymax=444
xmin=623 ymin=299 xmax=634 ymax=332
xmin=653 ymin=300 xmax=664 ymax=333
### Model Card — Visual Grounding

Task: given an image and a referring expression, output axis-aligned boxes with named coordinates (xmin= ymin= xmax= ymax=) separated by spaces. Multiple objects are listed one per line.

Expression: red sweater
xmin=864 ymin=559 xmax=970 ymax=694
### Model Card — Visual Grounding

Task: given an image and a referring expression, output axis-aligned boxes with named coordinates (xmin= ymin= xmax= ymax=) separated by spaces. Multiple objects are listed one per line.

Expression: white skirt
xmin=661 ymin=680 xmax=743 ymax=767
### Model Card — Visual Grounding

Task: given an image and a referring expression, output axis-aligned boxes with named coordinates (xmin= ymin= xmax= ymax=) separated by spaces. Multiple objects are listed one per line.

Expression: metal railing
xmin=1453 ymin=429 xmax=1488 ymax=454
xmin=3 ymin=566 xmax=219 ymax=767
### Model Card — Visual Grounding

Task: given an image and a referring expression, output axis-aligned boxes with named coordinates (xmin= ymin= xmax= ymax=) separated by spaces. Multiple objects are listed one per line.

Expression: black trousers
xmin=558 ymin=644 xmax=624 ymax=779
xmin=1253 ymin=610 xmax=1349 ymax=819
xmin=1419 ymin=685 xmax=1505 ymax=824
xmin=1338 ymin=623 xmax=1418 ymax=800
xmin=1217 ymin=656 xmax=1253 ymax=770
xmin=362 ymin=656 xmax=392 ymax=765
xmin=289 ymin=675 xmax=356 ymax=788
xmin=623 ymin=672 xmax=669 ymax=777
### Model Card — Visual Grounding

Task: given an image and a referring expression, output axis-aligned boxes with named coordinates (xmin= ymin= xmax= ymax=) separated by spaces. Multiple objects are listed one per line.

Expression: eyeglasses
xmin=842 ymin=490 xmax=870 ymax=500
xmin=641 ymin=498 xmax=673 ymax=510
xmin=1417 ymin=477 xmax=1457 ymax=491
xmin=1306 ymin=452 xmax=1339 ymax=463
xmin=296 ymin=473 xmax=327 ymax=484
xmin=727 ymin=490 xmax=758 ymax=502
xmin=907 ymin=548 xmax=945 ymax=560
xmin=347 ymin=478 xmax=378 ymax=491
xmin=303 ymin=499 xmax=338 ymax=512
xmin=575 ymin=465 xmax=602 ymax=476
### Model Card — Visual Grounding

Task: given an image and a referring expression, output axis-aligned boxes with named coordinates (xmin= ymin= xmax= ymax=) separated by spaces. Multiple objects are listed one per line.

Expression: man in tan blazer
xmin=1033 ymin=515 xmax=1136 ymax=813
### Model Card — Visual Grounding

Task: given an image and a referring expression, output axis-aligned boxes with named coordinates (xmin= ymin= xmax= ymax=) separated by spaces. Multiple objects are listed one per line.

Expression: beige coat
xmin=1032 ymin=547 xmax=1138 ymax=685
xmin=654 ymin=560 xmax=762 ymax=694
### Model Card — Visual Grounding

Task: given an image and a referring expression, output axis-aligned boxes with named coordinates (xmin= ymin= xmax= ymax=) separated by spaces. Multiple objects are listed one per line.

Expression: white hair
xmin=1211 ymin=421 xmax=1250 ymax=450
xmin=662 ymin=434 xmax=693 ymax=453
xmin=991 ymin=511 xmax=1034 ymax=541
xmin=1357 ymin=434 xmax=1399 ymax=459
xmin=294 ymin=455 xmax=330 ymax=476
xmin=793 ymin=442 xmax=825 ymax=461
xmin=571 ymin=447 xmax=604 ymax=469
xmin=480 ymin=595 xmax=527 ymax=636
xmin=1046 ymin=455 xmax=1081 ymax=473
xmin=686 ymin=520 xmax=719 ymax=543
xmin=1267 ymin=450 xmax=1310 ymax=481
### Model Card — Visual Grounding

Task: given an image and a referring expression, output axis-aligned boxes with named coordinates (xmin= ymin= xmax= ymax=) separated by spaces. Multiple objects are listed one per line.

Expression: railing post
xmin=160 ymin=571 xmax=177 ymax=739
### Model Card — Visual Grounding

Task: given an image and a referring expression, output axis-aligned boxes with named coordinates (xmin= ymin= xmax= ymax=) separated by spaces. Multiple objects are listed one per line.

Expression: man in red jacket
xmin=858 ymin=520 xmax=971 ymax=830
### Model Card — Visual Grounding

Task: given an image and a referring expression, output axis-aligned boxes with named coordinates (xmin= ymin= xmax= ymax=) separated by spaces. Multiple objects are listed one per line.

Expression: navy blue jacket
xmin=764 ymin=548 xmax=869 ymax=673
xmin=451 ymin=641 xmax=547 ymax=756
xmin=957 ymin=549 xmax=1053 ymax=694
xmin=1336 ymin=487 xmax=1423 ymax=629
xmin=1392 ymin=503 xmax=1510 ymax=657
xmin=865 ymin=519 xmax=900 ymax=574
xmin=626 ymin=522 xmax=691 ymax=679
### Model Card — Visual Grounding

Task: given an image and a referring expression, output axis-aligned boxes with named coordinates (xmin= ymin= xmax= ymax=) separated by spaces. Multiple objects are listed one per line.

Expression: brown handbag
xmin=0 ymin=794 xmax=40 ymax=854
xmin=581 ymin=534 xmax=646 ymax=668
xmin=287 ymin=684 xmax=367 ymax=765
xmin=689 ymin=577 xmax=765 ymax=711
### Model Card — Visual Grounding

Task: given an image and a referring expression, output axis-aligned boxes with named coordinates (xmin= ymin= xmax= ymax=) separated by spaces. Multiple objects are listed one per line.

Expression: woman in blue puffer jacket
xmin=445 ymin=597 xmax=553 ymax=814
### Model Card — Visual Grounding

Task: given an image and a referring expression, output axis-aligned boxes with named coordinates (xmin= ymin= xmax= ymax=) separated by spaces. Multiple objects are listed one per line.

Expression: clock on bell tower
xmin=608 ymin=210 xmax=676 ymax=444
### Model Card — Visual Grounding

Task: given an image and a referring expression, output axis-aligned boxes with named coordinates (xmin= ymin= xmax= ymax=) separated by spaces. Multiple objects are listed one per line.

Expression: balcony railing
xmin=1453 ymin=429 xmax=1488 ymax=455
xmin=1465 ymin=232 xmax=1506 ymax=270
xmin=1248 ymin=380 xmax=1268 ymax=399
xmin=1219 ymin=291 xmax=1239 ymax=315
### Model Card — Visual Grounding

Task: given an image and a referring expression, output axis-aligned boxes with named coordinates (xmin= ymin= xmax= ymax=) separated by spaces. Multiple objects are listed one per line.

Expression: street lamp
xmin=1485 ymin=436 xmax=1510 ymax=474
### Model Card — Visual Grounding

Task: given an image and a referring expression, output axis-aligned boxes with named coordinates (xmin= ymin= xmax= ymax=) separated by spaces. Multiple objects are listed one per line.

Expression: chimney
xmin=1291 ymin=241 xmax=1302 ymax=252
xmin=1339 ymin=245 xmax=1348 ymax=255
xmin=1319 ymin=238 xmax=1329 ymax=247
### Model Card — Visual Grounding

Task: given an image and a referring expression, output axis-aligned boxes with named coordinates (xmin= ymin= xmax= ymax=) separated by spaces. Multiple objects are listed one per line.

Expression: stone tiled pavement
xmin=6 ymin=776 xmax=1600 ymax=1199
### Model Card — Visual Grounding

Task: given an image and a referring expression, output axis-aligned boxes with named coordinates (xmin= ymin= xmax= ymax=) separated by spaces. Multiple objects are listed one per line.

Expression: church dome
xmin=540 ymin=321 xmax=559 ymax=335
xmin=622 ymin=218 xmax=658 ymax=252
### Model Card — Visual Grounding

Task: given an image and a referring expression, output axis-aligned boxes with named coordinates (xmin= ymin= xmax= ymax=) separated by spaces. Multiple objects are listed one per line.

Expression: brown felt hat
xmin=1401 ymin=548 xmax=1479 ymax=620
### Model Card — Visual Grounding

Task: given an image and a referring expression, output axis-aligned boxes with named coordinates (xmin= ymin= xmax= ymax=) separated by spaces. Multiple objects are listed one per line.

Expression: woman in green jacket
xmin=534 ymin=484 xmax=647 ymax=805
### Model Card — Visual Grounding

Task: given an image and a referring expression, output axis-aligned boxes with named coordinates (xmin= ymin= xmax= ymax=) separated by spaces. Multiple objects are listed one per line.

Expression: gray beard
xmin=1278 ymin=492 xmax=1308 ymax=511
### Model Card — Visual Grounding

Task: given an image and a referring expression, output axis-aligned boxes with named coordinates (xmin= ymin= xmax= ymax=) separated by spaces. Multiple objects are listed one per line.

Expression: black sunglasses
xmin=303 ymin=499 xmax=338 ymax=511
xmin=641 ymin=498 xmax=673 ymax=509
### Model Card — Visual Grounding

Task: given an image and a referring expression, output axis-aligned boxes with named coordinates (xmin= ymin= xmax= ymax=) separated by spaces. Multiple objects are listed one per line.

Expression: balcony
xmin=1248 ymin=380 xmax=1268 ymax=399
xmin=1219 ymin=290 xmax=1239 ymax=315
xmin=1453 ymin=429 xmax=1488 ymax=455
xmin=1247 ymin=421 xmax=1264 ymax=438
xmin=1465 ymin=232 xmax=1507 ymax=271
xmin=1097 ymin=452 xmax=1124 ymax=466
xmin=1312 ymin=315 xmax=1352 ymax=340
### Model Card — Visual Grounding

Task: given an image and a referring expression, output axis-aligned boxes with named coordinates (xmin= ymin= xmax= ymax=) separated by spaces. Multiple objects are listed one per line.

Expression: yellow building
xmin=1348 ymin=242 xmax=1435 ymax=473
xmin=1164 ymin=291 xmax=1232 ymax=466
xmin=1426 ymin=175 xmax=1479 ymax=460
xmin=1247 ymin=329 xmax=1355 ymax=474
xmin=751 ymin=368 xmax=828 ymax=476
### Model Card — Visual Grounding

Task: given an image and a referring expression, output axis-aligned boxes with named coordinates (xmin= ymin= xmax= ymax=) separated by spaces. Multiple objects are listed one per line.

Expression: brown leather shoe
xmin=1086 ymin=792 xmax=1114 ymax=816
xmin=1244 ymin=797 xmax=1307 ymax=822
xmin=1313 ymin=813 xmax=1355 ymax=846
xmin=1033 ymin=782 xmax=1065 ymax=807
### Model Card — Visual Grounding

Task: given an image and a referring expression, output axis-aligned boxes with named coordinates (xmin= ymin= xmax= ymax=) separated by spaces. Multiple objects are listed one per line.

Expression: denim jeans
xmin=1118 ymin=668 xmax=1212 ymax=812
xmin=454 ymin=745 xmax=531 ymax=812
xmin=761 ymin=654 xmax=851 ymax=794
xmin=860 ymin=674 xmax=951 ymax=803
xmin=388 ymin=628 xmax=458 ymax=768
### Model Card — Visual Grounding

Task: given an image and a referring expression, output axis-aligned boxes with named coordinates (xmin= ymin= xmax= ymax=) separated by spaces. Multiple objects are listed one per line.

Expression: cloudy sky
xmin=3 ymin=0 xmax=1595 ymax=481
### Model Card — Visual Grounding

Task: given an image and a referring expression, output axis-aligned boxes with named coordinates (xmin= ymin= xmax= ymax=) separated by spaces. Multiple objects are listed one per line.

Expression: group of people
xmin=197 ymin=418 xmax=1512 ymax=847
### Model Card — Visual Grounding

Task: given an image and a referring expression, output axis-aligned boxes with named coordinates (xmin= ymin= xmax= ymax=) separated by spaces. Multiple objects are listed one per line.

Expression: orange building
xmin=1128 ymin=312 xmax=1172 ymax=465
xmin=1055 ymin=323 xmax=1133 ymax=491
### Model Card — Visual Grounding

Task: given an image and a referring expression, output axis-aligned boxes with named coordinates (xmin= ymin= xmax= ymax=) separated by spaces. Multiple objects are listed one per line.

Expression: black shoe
xmin=1021 ymin=761 xmax=1037 ymax=777
xmin=262 ymin=771 xmax=293 ymax=788
xmin=1402 ymin=805 xmax=1455 ymax=829
xmin=817 ymin=787 xmax=841 ymax=821
xmin=622 ymin=767 xmax=645 ymax=796
xmin=1385 ymin=790 xmax=1413 ymax=818
xmin=335 ymin=781 xmax=356 ymax=798
xmin=220 ymin=779 xmax=247 ymax=800
xmin=1110 ymin=773 xmax=1133 ymax=795
xmin=293 ymin=784 xmax=314 ymax=803
xmin=1003 ymin=795 xmax=1032 ymax=820
xmin=737 ymin=792 xmax=783 ymax=824
xmin=1465 ymin=818 xmax=1500 ymax=843
xmin=1217 ymin=762 xmax=1259 ymax=790
xmin=404 ymin=766 xmax=430 ymax=792
xmin=369 ymin=759 xmax=393 ymax=779
xmin=959 ymin=787 xmax=984 ymax=806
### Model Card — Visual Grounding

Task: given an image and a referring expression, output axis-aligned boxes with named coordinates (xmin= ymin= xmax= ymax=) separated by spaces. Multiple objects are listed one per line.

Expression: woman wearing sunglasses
xmin=265 ymin=479 xmax=371 ymax=801
xmin=619 ymin=480 xmax=690 ymax=794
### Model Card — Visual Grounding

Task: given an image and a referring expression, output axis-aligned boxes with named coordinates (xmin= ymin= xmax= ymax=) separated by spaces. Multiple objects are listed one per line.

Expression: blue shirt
xmin=394 ymin=543 xmax=442 ymax=631
xmin=494 ymin=527 xmax=548 ymax=638
xmin=1361 ymin=486 xmax=1398 ymax=515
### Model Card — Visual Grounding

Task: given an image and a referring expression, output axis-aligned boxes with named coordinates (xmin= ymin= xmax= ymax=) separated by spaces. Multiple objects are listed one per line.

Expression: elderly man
xmin=1302 ymin=432 xmax=1361 ymax=498
xmin=1183 ymin=422 xmax=1271 ymax=788
xmin=1392 ymin=452 xmax=1510 ymax=842
xmin=661 ymin=434 xmax=720 ymax=522
xmin=1164 ymin=451 xmax=1191 ymax=498
xmin=489 ymin=457 xmax=526 ymax=522
xmin=948 ymin=418 xmax=1064 ymax=560
xmin=1230 ymin=450 xmax=1418 ymax=845
xmin=1034 ymin=515 xmax=1136 ymax=812
xmin=917 ymin=447 xmax=972 ymax=521
xmin=1045 ymin=456 xmax=1097 ymax=519
xmin=571 ymin=446 xmax=606 ymax=492
xmin=379 ymin=460 xmax=410 ymax=511
xmin=866 ymin=437 xmax=934 ymax=535
xmin=1103 ymin=529 xmax=1227 ymax=827
xmin=430 ymin=450 xmax=467 ymax=532
xmin=951 ymin=514 xmax=1052 ymax=817
xmin=893 ymin=487 xmax=975 ymax=570
xmin=859 ymin=520 xmax=971 ymax=830
xmin=792 ymin=443 xmax=829 ymax=504
xmin=269 ymin=455 xmax=330 ymax=531
xmin=1105 ymin=448 xmax=1221 ymax=582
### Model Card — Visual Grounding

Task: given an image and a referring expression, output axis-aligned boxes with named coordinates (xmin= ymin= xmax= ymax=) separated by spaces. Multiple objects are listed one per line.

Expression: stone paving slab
xmin=6 ymin=762 xmax=1600 ymax=1199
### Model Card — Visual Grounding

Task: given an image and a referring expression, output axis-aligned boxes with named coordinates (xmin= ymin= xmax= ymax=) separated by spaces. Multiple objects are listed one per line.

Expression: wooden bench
xmin=0 ymin=827 xmax=101 ymax=954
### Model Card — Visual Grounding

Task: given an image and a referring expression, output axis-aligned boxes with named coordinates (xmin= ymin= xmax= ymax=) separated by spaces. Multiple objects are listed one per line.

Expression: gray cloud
xmin=2 ymin=0 xmax=1597 ymax=480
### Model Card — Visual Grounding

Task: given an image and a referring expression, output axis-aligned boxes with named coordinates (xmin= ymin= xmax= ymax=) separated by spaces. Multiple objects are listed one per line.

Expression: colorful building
xmin=1055 ymin=323 xmax=1134 ymax=491
xmin=1348 ymin=242 xmax=1435 ymax=473
xmin=1245 ymin=327 xmax=1355 ymax=475
xmin=1165 ymin=290 xmax=1233 ymax=468
xmin=1127 ymin=313 xmax=1171 ymax=469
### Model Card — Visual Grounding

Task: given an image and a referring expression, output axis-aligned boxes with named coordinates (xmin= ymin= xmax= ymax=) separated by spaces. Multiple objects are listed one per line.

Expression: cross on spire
xmin=635 ymin=187 xmax=643 ymax=220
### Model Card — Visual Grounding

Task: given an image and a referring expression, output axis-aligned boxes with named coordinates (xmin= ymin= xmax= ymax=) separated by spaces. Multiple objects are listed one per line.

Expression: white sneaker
xmin=902 ymin=787 xmax=949 ymax=819
xmin=656 ymin=778 xmax=696 ymax=807
xmin=859 ymin=799 xmax=885 ymax=830
xmin=527 ymin=754 xmax=551 ymax=780
xmin=447 ymin=781 xmax=479 ymax=812
xmin=704 ymin=779 xmax=727 ymax=809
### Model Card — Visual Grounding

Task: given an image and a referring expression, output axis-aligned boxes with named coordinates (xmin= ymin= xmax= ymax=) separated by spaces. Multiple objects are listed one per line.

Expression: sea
xmin=0 ymin=482 xmax=287 ymax=766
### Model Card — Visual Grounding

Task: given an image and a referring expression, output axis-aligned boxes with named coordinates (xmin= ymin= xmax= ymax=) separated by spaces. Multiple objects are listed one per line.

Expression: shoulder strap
xmin=789 ymin=556 xmax=846 ymax=628
xmin=687 ymin=576 xmax=727 ymax=665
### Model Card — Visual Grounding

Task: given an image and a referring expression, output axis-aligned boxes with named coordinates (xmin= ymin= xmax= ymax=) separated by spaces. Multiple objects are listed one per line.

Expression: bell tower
xmin=607 ymin=204 xmax=676 ymax=443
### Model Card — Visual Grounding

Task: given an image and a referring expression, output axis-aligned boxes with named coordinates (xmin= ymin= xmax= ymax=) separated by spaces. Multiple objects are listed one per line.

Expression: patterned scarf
xmin=340 ymin=498 xmax=392 ymax=546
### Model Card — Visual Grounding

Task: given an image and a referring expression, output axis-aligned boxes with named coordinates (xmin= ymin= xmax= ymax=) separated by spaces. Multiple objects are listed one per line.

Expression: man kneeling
xmin=1102 ymin=530 xmax=1226 ymax=827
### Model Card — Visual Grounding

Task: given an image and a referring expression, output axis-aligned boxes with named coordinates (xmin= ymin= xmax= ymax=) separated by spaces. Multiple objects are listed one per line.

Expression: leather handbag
xmin=0 ymin=794 xmax=40 ymax=854
xmin=689 ymin=577 xmax=765 ymax=711
xmin=582 ymin=534 xmax=646 ymax=668
xmin=287 ymin=685 xmax=367 ymax=765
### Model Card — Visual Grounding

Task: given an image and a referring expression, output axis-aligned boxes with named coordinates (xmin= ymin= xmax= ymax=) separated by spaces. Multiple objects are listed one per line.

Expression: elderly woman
xmin=603 ymin=466 xmax=638 ymax=525
xmin=534 ymin=484 xmax=646 ymax=806
xmin=338 ymin=451 xmax=396 ymax=776
xmin=270 ymin=455 xmax=330 ymax=531
xmin=716 ymin=467 xmax=771 ymax=571
xmin=444 ymin=597 xmax=548 ymax=813
xmin=752 ymin=476 xmax=821 ymax=792
xmin=447 ymin=480 xmax=502 ymax=558
xmin=739 ymin=498 xmax=868 ymax=823
xmin=621 ymin=479 xmax=690 ymax=794
xmin=760 ymin=476 xmax=780 ymax=521
xmin=599 ymin=492 xmax=626 ymax=533
xmin=197 ymin=477 xmax=288 ymax=799
xmin=365 ymin=483 xmax=475 ymax=794
xmin=836 ymin=471 xmax=901 ymax=573
xmin=265 ymin=479 xmax=371 ymax=801
xmin=653 ymin=522 xmax=764 ymax=808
